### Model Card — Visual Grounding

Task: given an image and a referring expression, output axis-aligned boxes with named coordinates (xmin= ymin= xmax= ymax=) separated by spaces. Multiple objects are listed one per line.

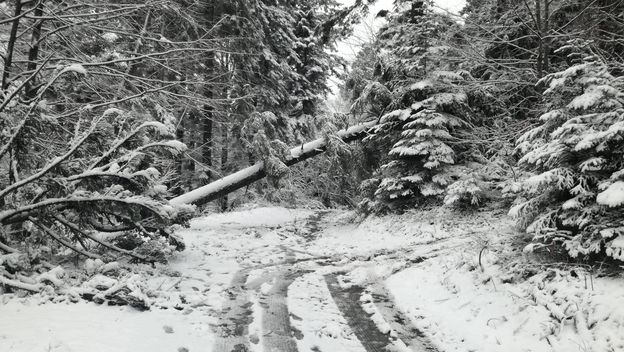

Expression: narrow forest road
xmin=3 ymin=207 xmax=623 ymax=352
xmin=177 ymin=207 xmax=450 ymax=352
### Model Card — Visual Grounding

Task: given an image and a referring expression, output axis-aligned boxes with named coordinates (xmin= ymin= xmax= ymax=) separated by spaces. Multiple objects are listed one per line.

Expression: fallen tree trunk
xmin=170 ymin=120 xmax=377 ymax=206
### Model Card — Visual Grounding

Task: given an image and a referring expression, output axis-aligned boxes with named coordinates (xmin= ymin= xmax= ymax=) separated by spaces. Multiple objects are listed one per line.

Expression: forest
xmin=0 ymin=0 xmax=624 ymax=351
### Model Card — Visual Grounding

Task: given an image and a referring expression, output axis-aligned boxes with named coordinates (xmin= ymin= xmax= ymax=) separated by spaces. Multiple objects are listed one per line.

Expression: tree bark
xmin=543 ymin=0 xmax=550 ymax=72
xmin=220 ymin=124 xmax=229 ymax=211
xmin=535 ymin=0 xmax=543 ymax=77
xmin=2 ymin=0 xmax=23 ymax=90
xmin=202 ymin=107 xmax=213 ymax=180
xmin=202 ymin=0 xmax=222 ymax=199
xmin=176 ymin=119 xmax=185 ymax=180
xmin=25 ymin=0 xmax=45 ymax=99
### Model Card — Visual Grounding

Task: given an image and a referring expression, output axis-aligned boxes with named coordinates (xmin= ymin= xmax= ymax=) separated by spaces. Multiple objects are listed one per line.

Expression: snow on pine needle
xmin=512 ymin=58 xmax=624 ymax=261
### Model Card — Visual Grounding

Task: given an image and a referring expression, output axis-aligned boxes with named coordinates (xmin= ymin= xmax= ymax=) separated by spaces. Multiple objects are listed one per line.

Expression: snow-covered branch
xmin=0 ymin=113 xmax=104 ymax=199
xmin=54 ymin=215 xmax=148 ymax=262
xmin=0 ymin=195 xmax=169 ymax=225
xmin=29 ymin=217 xmax=102 ymax=260
xmin=89 ymin=120 xmax=175 ymax=170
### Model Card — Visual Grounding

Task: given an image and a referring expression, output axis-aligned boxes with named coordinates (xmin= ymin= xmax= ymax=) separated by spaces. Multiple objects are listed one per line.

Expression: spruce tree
xmin=512 ymin=50 xmax=624 ymax=261
xmin=350 ymin=1 xmax=495 ymax=213
xmin=362 ymin=71 xmax=485 ymax=212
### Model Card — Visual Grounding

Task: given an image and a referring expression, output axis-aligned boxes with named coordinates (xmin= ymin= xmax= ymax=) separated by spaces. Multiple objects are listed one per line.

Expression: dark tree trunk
xmin=2 ymin=0 xmax=23 ymax=90
xmin=202 ymin=108 xmax=213 ymax=180
xmin=202 ymin=0 xmax=221 ymax=184
xmin=175 ymin=120 xmax=185 ymax=192
xmin=535 ymin=0 xmax=543 ymax=77
xmin=25 ymin=0 xmax=45 ymax=99
xmin=220 ymin=125 xmax=229 ymax=211
xmin=188 ymin=113 xmax=197 ymax=175
xmin=543 ymin=0 xmax=550 ymax=72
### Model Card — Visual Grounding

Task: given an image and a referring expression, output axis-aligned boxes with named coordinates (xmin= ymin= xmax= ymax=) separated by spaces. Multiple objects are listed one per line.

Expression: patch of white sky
xmin=335 ymin=0 xmax=466 ymax=59
xmin=327 ymin=0 xmax=466 ymax=108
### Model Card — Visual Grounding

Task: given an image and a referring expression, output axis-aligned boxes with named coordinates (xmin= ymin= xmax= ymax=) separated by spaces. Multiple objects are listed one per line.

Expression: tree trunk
xmin=2 ymin=0 xmax=23 ymax=90
xmin=25 ymin=0 xmax=45 ymax=99
xmin=543 ymin=0 xmax=550 ymax=72
xmin=219 ymin=124 xmax=229 ymax=211
xmin=175 ymin=118 xmax=185 ymax=192
xmin=170 ymin=121 xmax=377 ymax=206
xmin=202 ymin=110 xmax=213 ymax=181
xmin=188 ymin=113 xmax=197 ymax=175
xmin=535 ymin=0 xmax=543 ymax=77
xmin=201 ymin=0 xmax=220 ymax=183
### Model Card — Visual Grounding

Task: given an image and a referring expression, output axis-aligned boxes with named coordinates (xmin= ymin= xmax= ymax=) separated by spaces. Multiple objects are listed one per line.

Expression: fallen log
xmin=170 ymin=120 xmax=377 ymax=206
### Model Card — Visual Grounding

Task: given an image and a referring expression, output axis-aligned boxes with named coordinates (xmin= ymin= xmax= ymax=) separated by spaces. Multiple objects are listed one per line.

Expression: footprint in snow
xmin=163 ymin=325 xmax=174 ymax=334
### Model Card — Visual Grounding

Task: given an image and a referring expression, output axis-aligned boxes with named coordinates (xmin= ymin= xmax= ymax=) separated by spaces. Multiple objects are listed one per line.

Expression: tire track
xmin=258 ymin=248 xmax=310 ymax=352
xmin=210 ymin=211 xmax=329 ymax=352
xmin=324 ymin=267 xmax=438 ymax=352
xmin=259 ymin=267 xmax=302 ymax=352
xmin=215 ymin=247 xmax=307 ymax=352
xmin=324 ymin=274 xmax=393 ymax=352
xmin=213 ymin=210 xmax=440 ymax=352
xmin=369 ymin=284 xmax=438 ymax=352
xmin=211 ymin=269 xmax=254 ymax=352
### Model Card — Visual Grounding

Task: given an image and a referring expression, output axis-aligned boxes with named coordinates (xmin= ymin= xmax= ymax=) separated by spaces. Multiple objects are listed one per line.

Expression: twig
xmin=513 ymin=317 xmax=530 ymax=335
xmin=479 ymin=246 xmax=488 ymax=272
xmin=54 ymin=215 xmax=149 ymax=262
xmin=589 ymin=272 xmax=594 ymax=291
xmin=28 ymin=217 xmax=101 ymax=260
xmin=166 ymin=278 xmax=183 ymax=291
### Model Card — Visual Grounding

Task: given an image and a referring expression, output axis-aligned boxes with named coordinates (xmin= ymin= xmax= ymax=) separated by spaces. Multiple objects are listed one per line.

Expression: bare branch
xmin=54 ymin=215 xmax=149 ymax=262
xmin=29 ymin=217 xmax=101 ymax=260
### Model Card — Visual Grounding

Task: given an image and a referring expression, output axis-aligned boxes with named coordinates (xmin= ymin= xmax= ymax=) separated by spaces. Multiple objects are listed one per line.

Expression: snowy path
xmin=187 ymin=207 xmax=442 ymax=352
xmin=3 ymin=206 xmax=622 ymax=352
xmin=0 ymin=207 xmax=491 ymax=352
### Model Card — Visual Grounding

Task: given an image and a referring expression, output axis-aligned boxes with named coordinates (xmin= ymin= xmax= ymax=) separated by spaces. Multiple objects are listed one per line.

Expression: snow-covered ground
xmin=1 ymin=206 xmax=622 ymax=352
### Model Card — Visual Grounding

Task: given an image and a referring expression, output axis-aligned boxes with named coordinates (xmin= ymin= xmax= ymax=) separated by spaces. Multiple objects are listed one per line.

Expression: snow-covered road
xmin=2 ymin=206 xmax=623 ymax=352
xmin=197 ymin=207 xmax=452 ymax=352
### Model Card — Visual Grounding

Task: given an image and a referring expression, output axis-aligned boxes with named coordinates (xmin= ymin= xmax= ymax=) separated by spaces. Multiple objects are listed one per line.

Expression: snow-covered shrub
xmin=511 ymin=60 xmax=624 ymax=261
xmin=357 ymin=178 xmax=383 ymax=214
xmin=444 ymin=176 xmax=485 ymax=208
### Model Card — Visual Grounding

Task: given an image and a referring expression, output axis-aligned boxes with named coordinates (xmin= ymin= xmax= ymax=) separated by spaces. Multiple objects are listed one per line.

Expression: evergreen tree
xmin=347 ymin=1 xmax=501 ymax=213
xmin=512 ymin=49 xmax=624 ymax=261
xmin=361 ymin=71 xmax=487 ymax=212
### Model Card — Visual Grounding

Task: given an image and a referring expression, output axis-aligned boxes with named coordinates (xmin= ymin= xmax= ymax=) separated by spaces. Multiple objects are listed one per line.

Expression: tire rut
xmin=259 ymin=267 xmax=303 ymax=352
xmin=369 ymin=284 xmax=438 ymax=352
xmin=324 ymin=274 xmax=394 ymax=352
xmin=213 ymin=247 xmax=307 ymax=352
xmin=211 ymin=269 xmax=254 ymax=352
xmin=212 ymin=210 xmax=441 ymax=352
xmin=258 ymin=248 xmax=310 ymax=352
